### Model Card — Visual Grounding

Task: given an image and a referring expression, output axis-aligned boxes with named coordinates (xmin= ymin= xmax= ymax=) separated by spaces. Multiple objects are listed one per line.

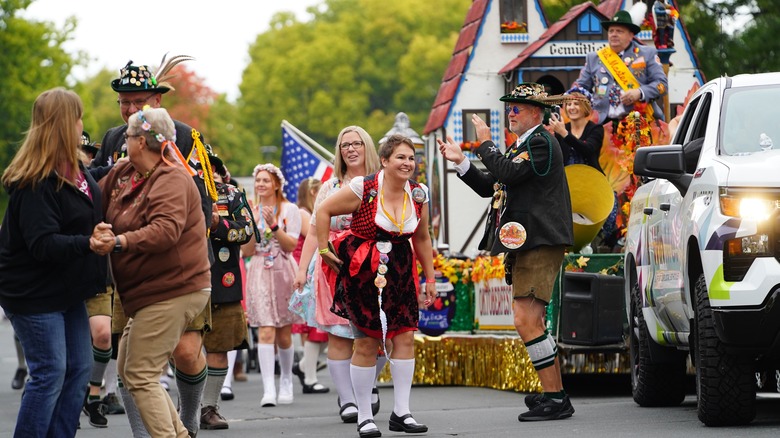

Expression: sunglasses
xmin=505 ymin=105 xmax=528 ymax=115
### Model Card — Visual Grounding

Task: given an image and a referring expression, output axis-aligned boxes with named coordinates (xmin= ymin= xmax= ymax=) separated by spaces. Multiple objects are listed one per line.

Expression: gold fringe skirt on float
xmin=376 ymin=334 xmax=630 ymax=393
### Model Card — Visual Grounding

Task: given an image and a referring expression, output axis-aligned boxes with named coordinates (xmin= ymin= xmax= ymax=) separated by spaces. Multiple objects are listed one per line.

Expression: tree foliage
xmin=236 ymin=0 xmax=470 ymax=165
xmin=0 ymin=0 xmax=81 ymax=211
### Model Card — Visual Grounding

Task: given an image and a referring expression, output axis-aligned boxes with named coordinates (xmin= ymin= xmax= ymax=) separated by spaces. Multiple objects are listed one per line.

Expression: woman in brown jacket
xmin=98 ymin=106 xmax=211 ymax=438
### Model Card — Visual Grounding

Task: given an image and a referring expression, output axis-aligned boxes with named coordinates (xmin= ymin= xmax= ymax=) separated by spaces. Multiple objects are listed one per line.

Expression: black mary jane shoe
xmin=371 ymin=387 xmax=380 ymax=415
xmin=389 ymin=412 xmax=428 ymax=434
xmin=339 ymin=402 xmax=358 ymax=423
xmin=291 ymin=362 xmax=305 ymax=386
xmin=357 ymin=419 xmax=382 ymax=438
xmin=303 ymin=382 xmax=330 ymax=393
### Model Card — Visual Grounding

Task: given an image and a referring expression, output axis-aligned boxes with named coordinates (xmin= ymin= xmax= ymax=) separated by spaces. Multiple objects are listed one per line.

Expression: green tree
xmin=237 ymin=0 xmax=471 ymax=158
xmin=0 ymin=0 xmax=80 ymax=212
xmin=73 ymin=68 xmax=124 ymax=143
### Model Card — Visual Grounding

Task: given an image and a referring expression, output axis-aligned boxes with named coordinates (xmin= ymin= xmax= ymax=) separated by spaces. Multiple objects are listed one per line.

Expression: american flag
xmin=280 ymin=124 xmax=334 ymax=203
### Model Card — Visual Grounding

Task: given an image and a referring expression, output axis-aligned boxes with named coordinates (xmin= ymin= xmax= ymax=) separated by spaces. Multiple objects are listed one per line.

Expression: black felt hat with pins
xmin=110 ymin=53 xmax=194 ymax=94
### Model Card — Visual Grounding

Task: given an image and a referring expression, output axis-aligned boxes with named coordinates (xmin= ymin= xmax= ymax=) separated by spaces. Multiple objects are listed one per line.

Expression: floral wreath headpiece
xmin=132 ymin=106 xmax=195 ymax=178
xmin=135 ymin=107 xmax=172 ymax=143
xmin=564 ymin=85 xmax=593 ymax=102
xmin=252 ymin=163 xmax=287 ymax=188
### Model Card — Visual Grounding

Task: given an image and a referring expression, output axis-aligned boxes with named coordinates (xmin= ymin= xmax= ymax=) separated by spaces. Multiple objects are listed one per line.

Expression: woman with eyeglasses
xmin=241 ymin=163 xmax=302 ymax=407
xmin=292 ymin=126 xmax=385 ymax=424
xmin=98 ymin=106 xmax=211 ymax=438
xmin=316 ymin=134 xmax=437 ymax=438
xmin=0 ymin=87 xmax=109 ymax=437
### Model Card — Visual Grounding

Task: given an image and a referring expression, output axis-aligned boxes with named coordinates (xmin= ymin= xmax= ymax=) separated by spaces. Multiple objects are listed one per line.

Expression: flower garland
xmin=611 ymin=104 xmax=654 ymax=175
xmin=252 ymin=163 xmax=287 ymax=188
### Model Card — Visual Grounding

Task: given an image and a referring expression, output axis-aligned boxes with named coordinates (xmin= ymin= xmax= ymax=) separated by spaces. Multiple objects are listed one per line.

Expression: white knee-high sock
xmin=302 ymin=341 xmax=320 ymax=385
xmin=278 ymin=345 xmax=294 ymax=381
xmin=329 ymin=358 xmax=355 ymax=407
xmin=257 ymin=344 xmax=276 ymax=397
xmin=224 ymin=350 xmax=236 ymax=389
xmin=390 ymin=358 xmax=415 ymax=417
xmin=351 ymin=364 xmax=376 ymax=425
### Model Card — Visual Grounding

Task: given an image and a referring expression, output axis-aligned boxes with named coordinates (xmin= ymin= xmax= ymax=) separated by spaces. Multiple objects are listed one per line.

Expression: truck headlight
xmin=719 ymin=192 xmax=780 ymax=222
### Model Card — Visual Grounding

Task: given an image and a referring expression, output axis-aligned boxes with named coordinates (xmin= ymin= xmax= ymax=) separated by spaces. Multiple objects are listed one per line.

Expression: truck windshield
xmin=720 ymin=86 xmax=780 ymax=155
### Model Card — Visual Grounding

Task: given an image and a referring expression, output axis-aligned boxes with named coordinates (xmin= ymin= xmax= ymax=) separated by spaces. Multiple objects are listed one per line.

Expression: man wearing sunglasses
xmin=438 ymin=83 xmax=574 ymax=422
xmin=91 ymin=58 xmax=215 ymax=438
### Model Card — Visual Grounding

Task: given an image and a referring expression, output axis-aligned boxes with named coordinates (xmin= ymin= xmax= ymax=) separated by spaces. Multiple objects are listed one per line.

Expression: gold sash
xmin=597 ymin=47 xmax=640 ymax=91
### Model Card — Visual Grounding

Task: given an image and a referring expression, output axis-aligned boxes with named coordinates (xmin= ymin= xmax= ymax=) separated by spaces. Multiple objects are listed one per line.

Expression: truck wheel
xmin=630 ymin=280 xmax=686 ymax=406
xmin=693 ymin=273 xmax=755 ymax=426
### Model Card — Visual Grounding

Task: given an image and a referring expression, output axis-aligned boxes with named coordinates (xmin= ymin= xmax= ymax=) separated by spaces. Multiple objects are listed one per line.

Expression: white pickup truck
xmin=624 ymin=72 xmax=780 ymax=426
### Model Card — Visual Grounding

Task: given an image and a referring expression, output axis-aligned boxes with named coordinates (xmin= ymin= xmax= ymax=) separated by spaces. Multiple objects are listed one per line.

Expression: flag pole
xmin=281 ymin=120 xmax=335 ymax=162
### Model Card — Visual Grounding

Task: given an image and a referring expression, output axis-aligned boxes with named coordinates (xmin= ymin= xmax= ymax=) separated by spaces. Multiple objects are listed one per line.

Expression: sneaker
xmin=277 ymin=377 xmax=294 ymax=404
xmin=83 ymin=399 xmax=108 ymax=428
xmin=102 ymin=392 xmax=125 ymax=415
xmin=220 ymin=386 xmax=235 ymax=401
xmin=200 ymin=406 xmax=229 ymax=430
xmin=524 ymin=393 xmax=545 ymax=409
xmin=518 ymin=395 xmax=574 ymax=422
xmin=261 ymin=391 xmax=277 ymax=407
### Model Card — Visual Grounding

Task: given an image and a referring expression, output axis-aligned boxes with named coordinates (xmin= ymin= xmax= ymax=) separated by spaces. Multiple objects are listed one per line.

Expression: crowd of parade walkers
xmin=0 ymin=57 xmax=437 ymax=438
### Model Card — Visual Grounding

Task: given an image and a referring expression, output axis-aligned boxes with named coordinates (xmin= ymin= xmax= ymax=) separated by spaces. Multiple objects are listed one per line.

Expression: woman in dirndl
xmin=241 ymin=163 xmax=301 ymax=407
xmin=317 ymin=134 xmax=436 ymax=438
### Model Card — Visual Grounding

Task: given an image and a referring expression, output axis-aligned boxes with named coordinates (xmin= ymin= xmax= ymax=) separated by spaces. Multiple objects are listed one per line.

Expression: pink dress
xmin=245 ymin=201 xmax=302 ymax=328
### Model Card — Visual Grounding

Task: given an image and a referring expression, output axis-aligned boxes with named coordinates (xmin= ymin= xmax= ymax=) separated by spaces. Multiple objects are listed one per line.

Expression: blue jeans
xmin=7 ymin=302 xmax=91 ymax=438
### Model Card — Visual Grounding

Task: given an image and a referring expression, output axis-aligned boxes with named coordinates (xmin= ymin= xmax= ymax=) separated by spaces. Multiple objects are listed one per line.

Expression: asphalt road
xmin=1 ymin=319 xmax=780 ymax=437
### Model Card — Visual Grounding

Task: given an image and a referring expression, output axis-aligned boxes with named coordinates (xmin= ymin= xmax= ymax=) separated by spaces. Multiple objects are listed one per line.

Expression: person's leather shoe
xmin=233 ymin=366 xmax=248 ymax=382
xmin=220 ymin=386 xmax=235 ymax=401
xmin=200 ymin=406 xmax=229 ymax=430
xmin=389 ymin=412 xmax=428 ymax=433
xmin=292 ymin=362 xmax=305 ymax=386
xmin=339 ymin=402 xmax=358 ymax=423
xmin=357 ymin=419 xmax=381 ymax=438
xmin=371 ymin=387 xmax=380 ymax=415
xmin=302 ymin=382 xmax=330 ymax=393
xmin=11 ymin=368 xmax=26 ymax=390
xmin=518 ymin=395 xmax=574 ymax=421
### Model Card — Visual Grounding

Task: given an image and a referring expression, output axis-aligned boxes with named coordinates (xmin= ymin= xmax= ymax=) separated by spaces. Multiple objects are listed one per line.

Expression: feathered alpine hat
xmin=499 ymin=82 xmax=552 ymax=108
xmin=601 ymin=3 xmax=646 ymax=35
xmin=111 ymin=53 xmax=195 ymax=94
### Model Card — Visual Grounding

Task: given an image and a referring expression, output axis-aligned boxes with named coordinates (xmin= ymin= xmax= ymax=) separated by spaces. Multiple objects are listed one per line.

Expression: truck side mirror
xmin=634 ymin=145 xmax=692 ymax=195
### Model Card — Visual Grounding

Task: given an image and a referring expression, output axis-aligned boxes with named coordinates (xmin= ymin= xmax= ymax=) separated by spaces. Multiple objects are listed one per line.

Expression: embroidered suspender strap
xmin=597 ymin=46 xmax=640 ymax=91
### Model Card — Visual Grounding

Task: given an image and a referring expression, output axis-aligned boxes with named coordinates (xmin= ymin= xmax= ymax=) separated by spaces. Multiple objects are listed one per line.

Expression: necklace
xmin=131 ymin=163 xmax=159 ymax=187
xmin=380 ymin=187 xmax=407 ymax=235
xmin=133 ymin=163 xmax=159 ymax=182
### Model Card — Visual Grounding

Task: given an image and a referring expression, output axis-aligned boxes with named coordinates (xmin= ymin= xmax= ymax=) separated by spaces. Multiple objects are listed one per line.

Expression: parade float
xmin=397 ymin=0 xmax=704 ymax=390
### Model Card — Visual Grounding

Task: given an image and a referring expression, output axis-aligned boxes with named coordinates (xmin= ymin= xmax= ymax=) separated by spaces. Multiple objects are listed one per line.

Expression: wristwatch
xmin=112 ymin=236 xmax=122 ymax=253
